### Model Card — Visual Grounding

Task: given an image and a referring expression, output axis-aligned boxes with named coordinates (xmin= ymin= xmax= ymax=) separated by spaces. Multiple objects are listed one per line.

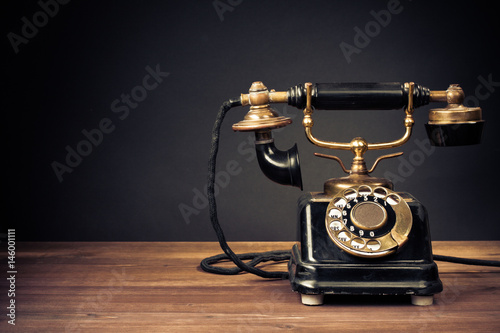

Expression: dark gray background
xmin=4 ymin=0 xmax=500 ymax=241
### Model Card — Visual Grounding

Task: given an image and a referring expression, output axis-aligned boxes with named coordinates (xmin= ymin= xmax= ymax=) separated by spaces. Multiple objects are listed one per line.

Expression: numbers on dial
xmin=325 ymin=185 xmax=403 ymax=256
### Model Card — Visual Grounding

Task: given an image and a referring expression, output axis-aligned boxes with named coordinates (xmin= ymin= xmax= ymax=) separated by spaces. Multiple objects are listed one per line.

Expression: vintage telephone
xmin=201 ymin=80 xmax=495 ymax=306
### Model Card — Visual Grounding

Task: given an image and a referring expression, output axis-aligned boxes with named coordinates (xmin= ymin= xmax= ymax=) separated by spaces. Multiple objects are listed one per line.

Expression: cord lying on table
xmin=200 ymin=99 xmax=500 ymax=279
xmin=200 ymin=251 xmax=500 ymax=278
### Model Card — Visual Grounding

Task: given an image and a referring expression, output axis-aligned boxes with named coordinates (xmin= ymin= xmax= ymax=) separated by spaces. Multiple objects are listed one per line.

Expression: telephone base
xmin=288 ymin=192 xmax=443 ymax=305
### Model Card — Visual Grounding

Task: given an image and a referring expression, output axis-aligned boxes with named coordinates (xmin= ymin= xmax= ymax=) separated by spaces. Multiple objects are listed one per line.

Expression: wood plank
xmin=1 ymin=241 xmax=499 ymax=332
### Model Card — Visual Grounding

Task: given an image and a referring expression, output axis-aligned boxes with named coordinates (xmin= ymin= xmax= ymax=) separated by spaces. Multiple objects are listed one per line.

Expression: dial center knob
xmin=350 ymin=201 xmax=387 ymax=231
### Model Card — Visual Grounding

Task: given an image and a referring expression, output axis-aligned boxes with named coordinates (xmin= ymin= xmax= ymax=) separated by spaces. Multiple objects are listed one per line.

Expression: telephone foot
xmin=411 ymin=295 xmax=434 ymax=306
xmin=301 ymin=294 xmax=324 ymax=306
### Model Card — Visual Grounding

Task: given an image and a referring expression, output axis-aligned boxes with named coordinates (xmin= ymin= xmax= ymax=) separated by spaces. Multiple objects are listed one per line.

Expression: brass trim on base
xmin=323 ymin=174 xmax=394 ymax=195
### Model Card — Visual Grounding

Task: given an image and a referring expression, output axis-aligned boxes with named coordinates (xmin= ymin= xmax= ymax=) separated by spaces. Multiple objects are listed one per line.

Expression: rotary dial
xmin=325 ymin=185 xmax=412 ymax=258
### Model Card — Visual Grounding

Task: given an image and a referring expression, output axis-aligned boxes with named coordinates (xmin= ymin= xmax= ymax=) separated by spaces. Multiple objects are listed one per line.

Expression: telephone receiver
xmin=203 ymin=80 xmax=485 ymax=306
xmin=233 ymin=81 xmax=483 ymax=190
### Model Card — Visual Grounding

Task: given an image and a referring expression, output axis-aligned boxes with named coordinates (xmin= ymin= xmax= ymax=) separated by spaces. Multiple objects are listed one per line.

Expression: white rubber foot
xmin=301 ymin=294 xmax=324 ymax=306
xmin=411 ymin=295 xmax=434 ymax=306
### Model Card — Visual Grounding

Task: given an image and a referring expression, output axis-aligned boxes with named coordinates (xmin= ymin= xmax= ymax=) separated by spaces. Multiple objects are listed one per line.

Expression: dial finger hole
xmin=366 ymin=240 xmax=381 ymax=251
xmin=338 ymin=231 xmax=351 ymax=242
xmin=358 ymin=185 xmax=372 ymax=196
xmin=351 ymin=238 xmax=365 ymax=249
xmin=344 ymin=188 xmax=357 ymax=200
xmin=328 ymin=208 xmax=342 ymax=219
xmin=373 ymin=187 xmax=388 ymax=198
xmin=333 ymin=197 xmax=347 ymax=209
xmin=329 ymin=221 xmax=343 ymax=231
xmin=386 ymin=194 xmax=401 ymax=205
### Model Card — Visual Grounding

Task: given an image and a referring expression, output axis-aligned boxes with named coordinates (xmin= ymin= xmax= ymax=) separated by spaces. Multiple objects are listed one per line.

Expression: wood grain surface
xmin=1 ymin=241 xmax=499 ymax=332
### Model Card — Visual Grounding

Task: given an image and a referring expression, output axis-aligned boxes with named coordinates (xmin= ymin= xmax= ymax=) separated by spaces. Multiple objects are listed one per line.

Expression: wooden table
xmin=1 ymin=241 xmax=500 ymax=332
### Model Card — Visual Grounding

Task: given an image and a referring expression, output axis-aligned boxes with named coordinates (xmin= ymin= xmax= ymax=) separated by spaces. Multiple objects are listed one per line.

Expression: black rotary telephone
xmin=201 ymin=81 xmax=497 ymax=306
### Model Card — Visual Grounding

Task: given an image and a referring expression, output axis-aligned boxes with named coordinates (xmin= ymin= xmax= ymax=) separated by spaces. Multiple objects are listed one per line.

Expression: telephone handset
xmin=201 ymin=80 xmax=488 ymax=306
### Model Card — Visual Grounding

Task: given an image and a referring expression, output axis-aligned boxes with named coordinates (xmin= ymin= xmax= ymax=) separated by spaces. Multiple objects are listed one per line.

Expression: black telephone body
xmin=291 ymin=181 xmax=441 ymax=305
xmin=218 ymin=81 xmax=484 ymax=305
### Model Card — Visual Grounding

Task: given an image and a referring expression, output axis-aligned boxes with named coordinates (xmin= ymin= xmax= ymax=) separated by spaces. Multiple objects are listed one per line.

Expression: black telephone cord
xmin=202 ymin=97 xmax=289 ymax=279
xmin=200 ymin=99 xmax=500 ymax=278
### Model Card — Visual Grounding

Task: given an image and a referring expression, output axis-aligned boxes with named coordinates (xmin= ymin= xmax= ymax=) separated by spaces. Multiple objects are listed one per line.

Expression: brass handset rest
xmin=300 ymin=82 xmax=416 ymax=176
xmin=302 ymin=82 xmax=415 ymax=153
